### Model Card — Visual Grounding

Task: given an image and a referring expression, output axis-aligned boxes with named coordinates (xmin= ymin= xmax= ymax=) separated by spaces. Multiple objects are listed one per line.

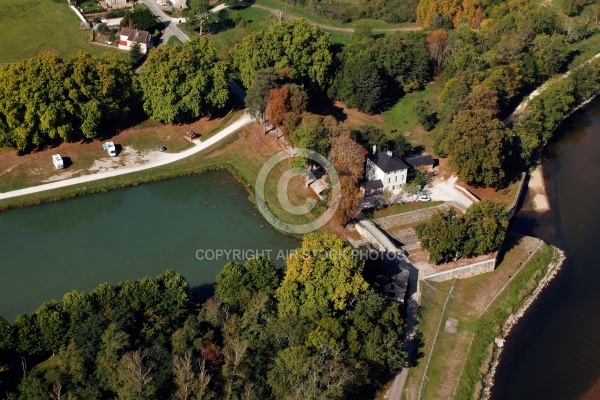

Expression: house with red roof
xmin=118 ymin=27 xmax=153 ymax=54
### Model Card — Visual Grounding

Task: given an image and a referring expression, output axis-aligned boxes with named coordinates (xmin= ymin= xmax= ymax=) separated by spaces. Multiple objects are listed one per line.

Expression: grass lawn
xmin=403 ymin=234 xmax=554 ymax=400
xmin=205 ymin=6 xmax=273 ymax=53
xmin=382 ymin=82 xmax=443 ymax=154
xmin=254 ymin=0 xmax=415 ymax=30
xmin=0 ymin=0 xmax=120 ymax=62
xmin=167 ymin=35 xmax=184 ymax=46
xmin=79 ymin=0 xmax=105 ymax=13
xmin=373 ymin=200 xmax=444 ymax=219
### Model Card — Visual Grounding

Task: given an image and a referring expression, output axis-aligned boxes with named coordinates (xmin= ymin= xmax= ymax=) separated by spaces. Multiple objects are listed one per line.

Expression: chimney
xmin=387 ymin=150 xmax=392 ymax=157
xmin=372 ymin=145 xmax=377 ymax=154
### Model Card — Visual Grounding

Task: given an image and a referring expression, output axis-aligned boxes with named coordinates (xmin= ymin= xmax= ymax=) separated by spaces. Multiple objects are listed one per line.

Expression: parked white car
xmin=102 ymin=141 xmax=117 ymax=157
xmin=157 ymin=0 xmax=166 ymax=5
xmin=418 ymin=194 xmax=431 ymax=202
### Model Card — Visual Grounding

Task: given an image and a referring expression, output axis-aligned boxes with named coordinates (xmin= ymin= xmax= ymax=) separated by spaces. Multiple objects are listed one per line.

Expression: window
xmin=395 ymin=176 xmax=398 ymax=182
xmin=388 ymin=178 xmax=390 ymax=184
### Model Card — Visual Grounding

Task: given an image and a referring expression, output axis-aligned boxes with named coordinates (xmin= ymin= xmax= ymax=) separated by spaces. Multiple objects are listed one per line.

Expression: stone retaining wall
xmin=374 ymin=203 xmax=453 ymax=230
xmin=423 ymin=258 xmax=497 ymax=282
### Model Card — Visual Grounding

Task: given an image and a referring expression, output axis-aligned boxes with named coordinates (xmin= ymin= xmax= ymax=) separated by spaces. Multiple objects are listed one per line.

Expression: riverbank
xmin=527 ymin=165 xmax=550 ymax=212
xmin=402 ymin=235 xmax=563 ymax=400
xmin=480 ymin=246 xmax=566 ymax=399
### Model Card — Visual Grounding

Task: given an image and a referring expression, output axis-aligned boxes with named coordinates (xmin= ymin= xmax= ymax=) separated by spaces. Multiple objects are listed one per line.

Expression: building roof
xmin=368 ymin=152 xmax=409 ymax=173
xmin=120 ymin=27 xmax=151 ymax=44
xmin=362 ymin=179 xmax=384 ymax=189
xmin=405 ymin=154 xmax=434 ymax=169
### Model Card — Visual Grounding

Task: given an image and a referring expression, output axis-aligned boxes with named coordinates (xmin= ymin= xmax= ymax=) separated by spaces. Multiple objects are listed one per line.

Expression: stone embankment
xmin=374 ymin=203 xmax=453 ymax=230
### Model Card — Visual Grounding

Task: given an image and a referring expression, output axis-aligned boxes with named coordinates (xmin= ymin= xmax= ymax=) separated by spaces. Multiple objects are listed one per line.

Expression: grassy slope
xmin=0 ymin=0 xmax=120 ymax=62
xmin=254 ymin=0 xmax=417 ymax=30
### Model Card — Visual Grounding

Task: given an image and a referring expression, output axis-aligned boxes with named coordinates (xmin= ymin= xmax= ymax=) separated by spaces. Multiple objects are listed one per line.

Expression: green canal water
xmin=0 ymin=170 xmax=299 ymax=321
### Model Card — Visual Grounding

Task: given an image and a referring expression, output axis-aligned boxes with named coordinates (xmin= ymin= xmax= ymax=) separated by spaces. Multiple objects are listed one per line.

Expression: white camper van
xmin=103 ymin=141 xmax=117 ymax=157
xmin=52 ymin=154 xmax=64 ymax=169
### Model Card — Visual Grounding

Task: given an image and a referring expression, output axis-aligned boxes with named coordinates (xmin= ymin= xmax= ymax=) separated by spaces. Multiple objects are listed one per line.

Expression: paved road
xmin=0 ymin=113 xmax=252 ymax=200
xmin=142 ymin=0 xmax=189 ymax=43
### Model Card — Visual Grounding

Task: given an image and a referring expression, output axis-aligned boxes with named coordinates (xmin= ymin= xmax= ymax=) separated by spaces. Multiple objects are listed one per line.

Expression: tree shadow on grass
xmin=190 ymin=283 xmax=215 ymax=303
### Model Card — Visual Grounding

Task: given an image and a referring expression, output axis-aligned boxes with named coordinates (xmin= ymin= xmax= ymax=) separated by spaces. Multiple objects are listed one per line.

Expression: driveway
xmin=426 ymin=176 xmax=475 ymax=212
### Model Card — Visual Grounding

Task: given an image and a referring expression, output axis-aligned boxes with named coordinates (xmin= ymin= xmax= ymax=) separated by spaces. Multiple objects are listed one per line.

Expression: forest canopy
xmin=0 ymin=234 xmax=406 ymax=399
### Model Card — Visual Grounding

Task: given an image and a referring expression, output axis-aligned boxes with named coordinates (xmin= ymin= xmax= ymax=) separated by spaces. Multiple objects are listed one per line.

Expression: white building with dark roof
xmin=118 ymin=28 xmax=153 ymax=54
xmin=362 ymin=147 xmax=409 ymax=195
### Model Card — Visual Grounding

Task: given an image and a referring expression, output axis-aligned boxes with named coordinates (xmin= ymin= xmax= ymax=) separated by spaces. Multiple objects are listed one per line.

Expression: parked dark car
xmin=185 ymin=131 xmax=199 ymax=140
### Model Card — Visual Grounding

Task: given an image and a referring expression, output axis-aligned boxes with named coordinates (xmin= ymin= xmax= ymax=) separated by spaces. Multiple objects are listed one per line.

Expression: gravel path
xmin=0 ymin=113 xmax=252 ymax=200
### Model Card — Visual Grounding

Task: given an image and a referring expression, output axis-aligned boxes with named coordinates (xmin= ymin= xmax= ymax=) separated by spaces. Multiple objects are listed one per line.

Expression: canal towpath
xmin=0 ymin=113 xmax=252 ymax=200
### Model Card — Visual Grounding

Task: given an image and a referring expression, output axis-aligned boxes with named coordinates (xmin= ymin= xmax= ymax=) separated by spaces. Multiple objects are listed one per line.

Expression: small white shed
xmin=52 ymin=154 xmax=64 ymax=169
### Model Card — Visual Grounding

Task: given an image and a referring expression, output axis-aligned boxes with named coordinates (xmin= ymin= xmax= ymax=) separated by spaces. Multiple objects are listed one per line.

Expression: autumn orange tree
xmin=265 ymin=84 xmax=308 ymax=135
xmin=328 ymin=133 xmax=367 ymax=225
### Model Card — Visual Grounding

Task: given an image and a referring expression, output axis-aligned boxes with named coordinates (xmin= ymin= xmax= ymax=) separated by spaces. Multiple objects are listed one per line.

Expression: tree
xmin=415 ymin=208 xmax=464 ymax=264
xmin=377 ymin=32 xmax=433 ymax=93
xmin=215 ymin=256 xmax=280 ymax=310
xmin=138 ymin=38 xmax=229 ymax=123
xmin=531 ymin=33 xmax=569 ymax=78
xmin=131 ymin=6 xmax=157 ymax=31
xmin=414 ymin=99 xmax=437 ymax=131
xmin=463 ymin=201 xmax=508 ymax=256
xmin=440 ymin=108 xmax=508 ymax=187
xmin=233 ymin=19 xmax=333 ymax=88
xmin=329 ymin=133 xmax=367 ymax=182
xmin=426 ymin=30 xmax=448 ymax=76
xmin=265 ymin=83 xmax=308 ymax=134
xmin=117 ymin=350 xmax=157 ymax=400
xmin=35 ymin=301 xmax=67 ymax=353
xmin=332 ymin=56 xmax=385 ymax=114
xmin=353 ymin=125 xmax=388 ymax=150
xmin=129 ymin=42 xmax=144 ymax=67
xmin=245 ymin=68 xmax=280 ymax=124
xmin=187 ymin=0 xmax=210 ymax=35
xmin=277 ymin=233 xmax=368 ymax=318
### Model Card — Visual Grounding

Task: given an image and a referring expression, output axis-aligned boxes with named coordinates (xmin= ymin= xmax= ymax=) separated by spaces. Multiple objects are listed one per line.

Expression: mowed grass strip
xmin=0 ymin=0 xmax=120 ymax=62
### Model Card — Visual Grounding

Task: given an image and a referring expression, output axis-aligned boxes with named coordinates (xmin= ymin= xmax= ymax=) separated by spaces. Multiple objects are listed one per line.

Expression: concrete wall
xmin=507 ymin=172 xmax=527 ymax=220
xmin=374 ymin=203 xmax=453 ymax=230
xmin=422 ymin=258 xmax=496 ymax=282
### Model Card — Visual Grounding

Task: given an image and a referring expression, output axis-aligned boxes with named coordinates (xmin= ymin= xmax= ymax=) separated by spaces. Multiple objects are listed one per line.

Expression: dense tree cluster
xmin=513 ymin=57 xmax=600 ymax=164
xmin=0 ymin=52 xmax=139 ymax=151
xmin=138 ymin=38 xmax=229 ymax=124
xmin=425 ymin=1 xmax=593 ymax=186
xmin=329 ymin=30 xmax=433 ymax=114
xmin=233 ymin=19 xmax=333 ymax=89
xmin=416 ymin=201 xmax=509 ymax=264
xmin=0 ymin=235 xmax=406 ymax=399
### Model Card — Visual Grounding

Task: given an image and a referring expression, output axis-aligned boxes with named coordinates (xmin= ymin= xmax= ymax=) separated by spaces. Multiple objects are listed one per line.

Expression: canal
xmin=493 ymin=99 xmax=600 ymax=399
xmin=0 ymin=170 xmax=299 ymax=321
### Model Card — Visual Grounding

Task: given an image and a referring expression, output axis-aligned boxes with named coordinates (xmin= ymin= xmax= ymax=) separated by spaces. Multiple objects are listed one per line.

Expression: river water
xmin=492 ymin=99 xmax=600 ymax=398
xmin=0 ymin=171 xmax=299 ymax=321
